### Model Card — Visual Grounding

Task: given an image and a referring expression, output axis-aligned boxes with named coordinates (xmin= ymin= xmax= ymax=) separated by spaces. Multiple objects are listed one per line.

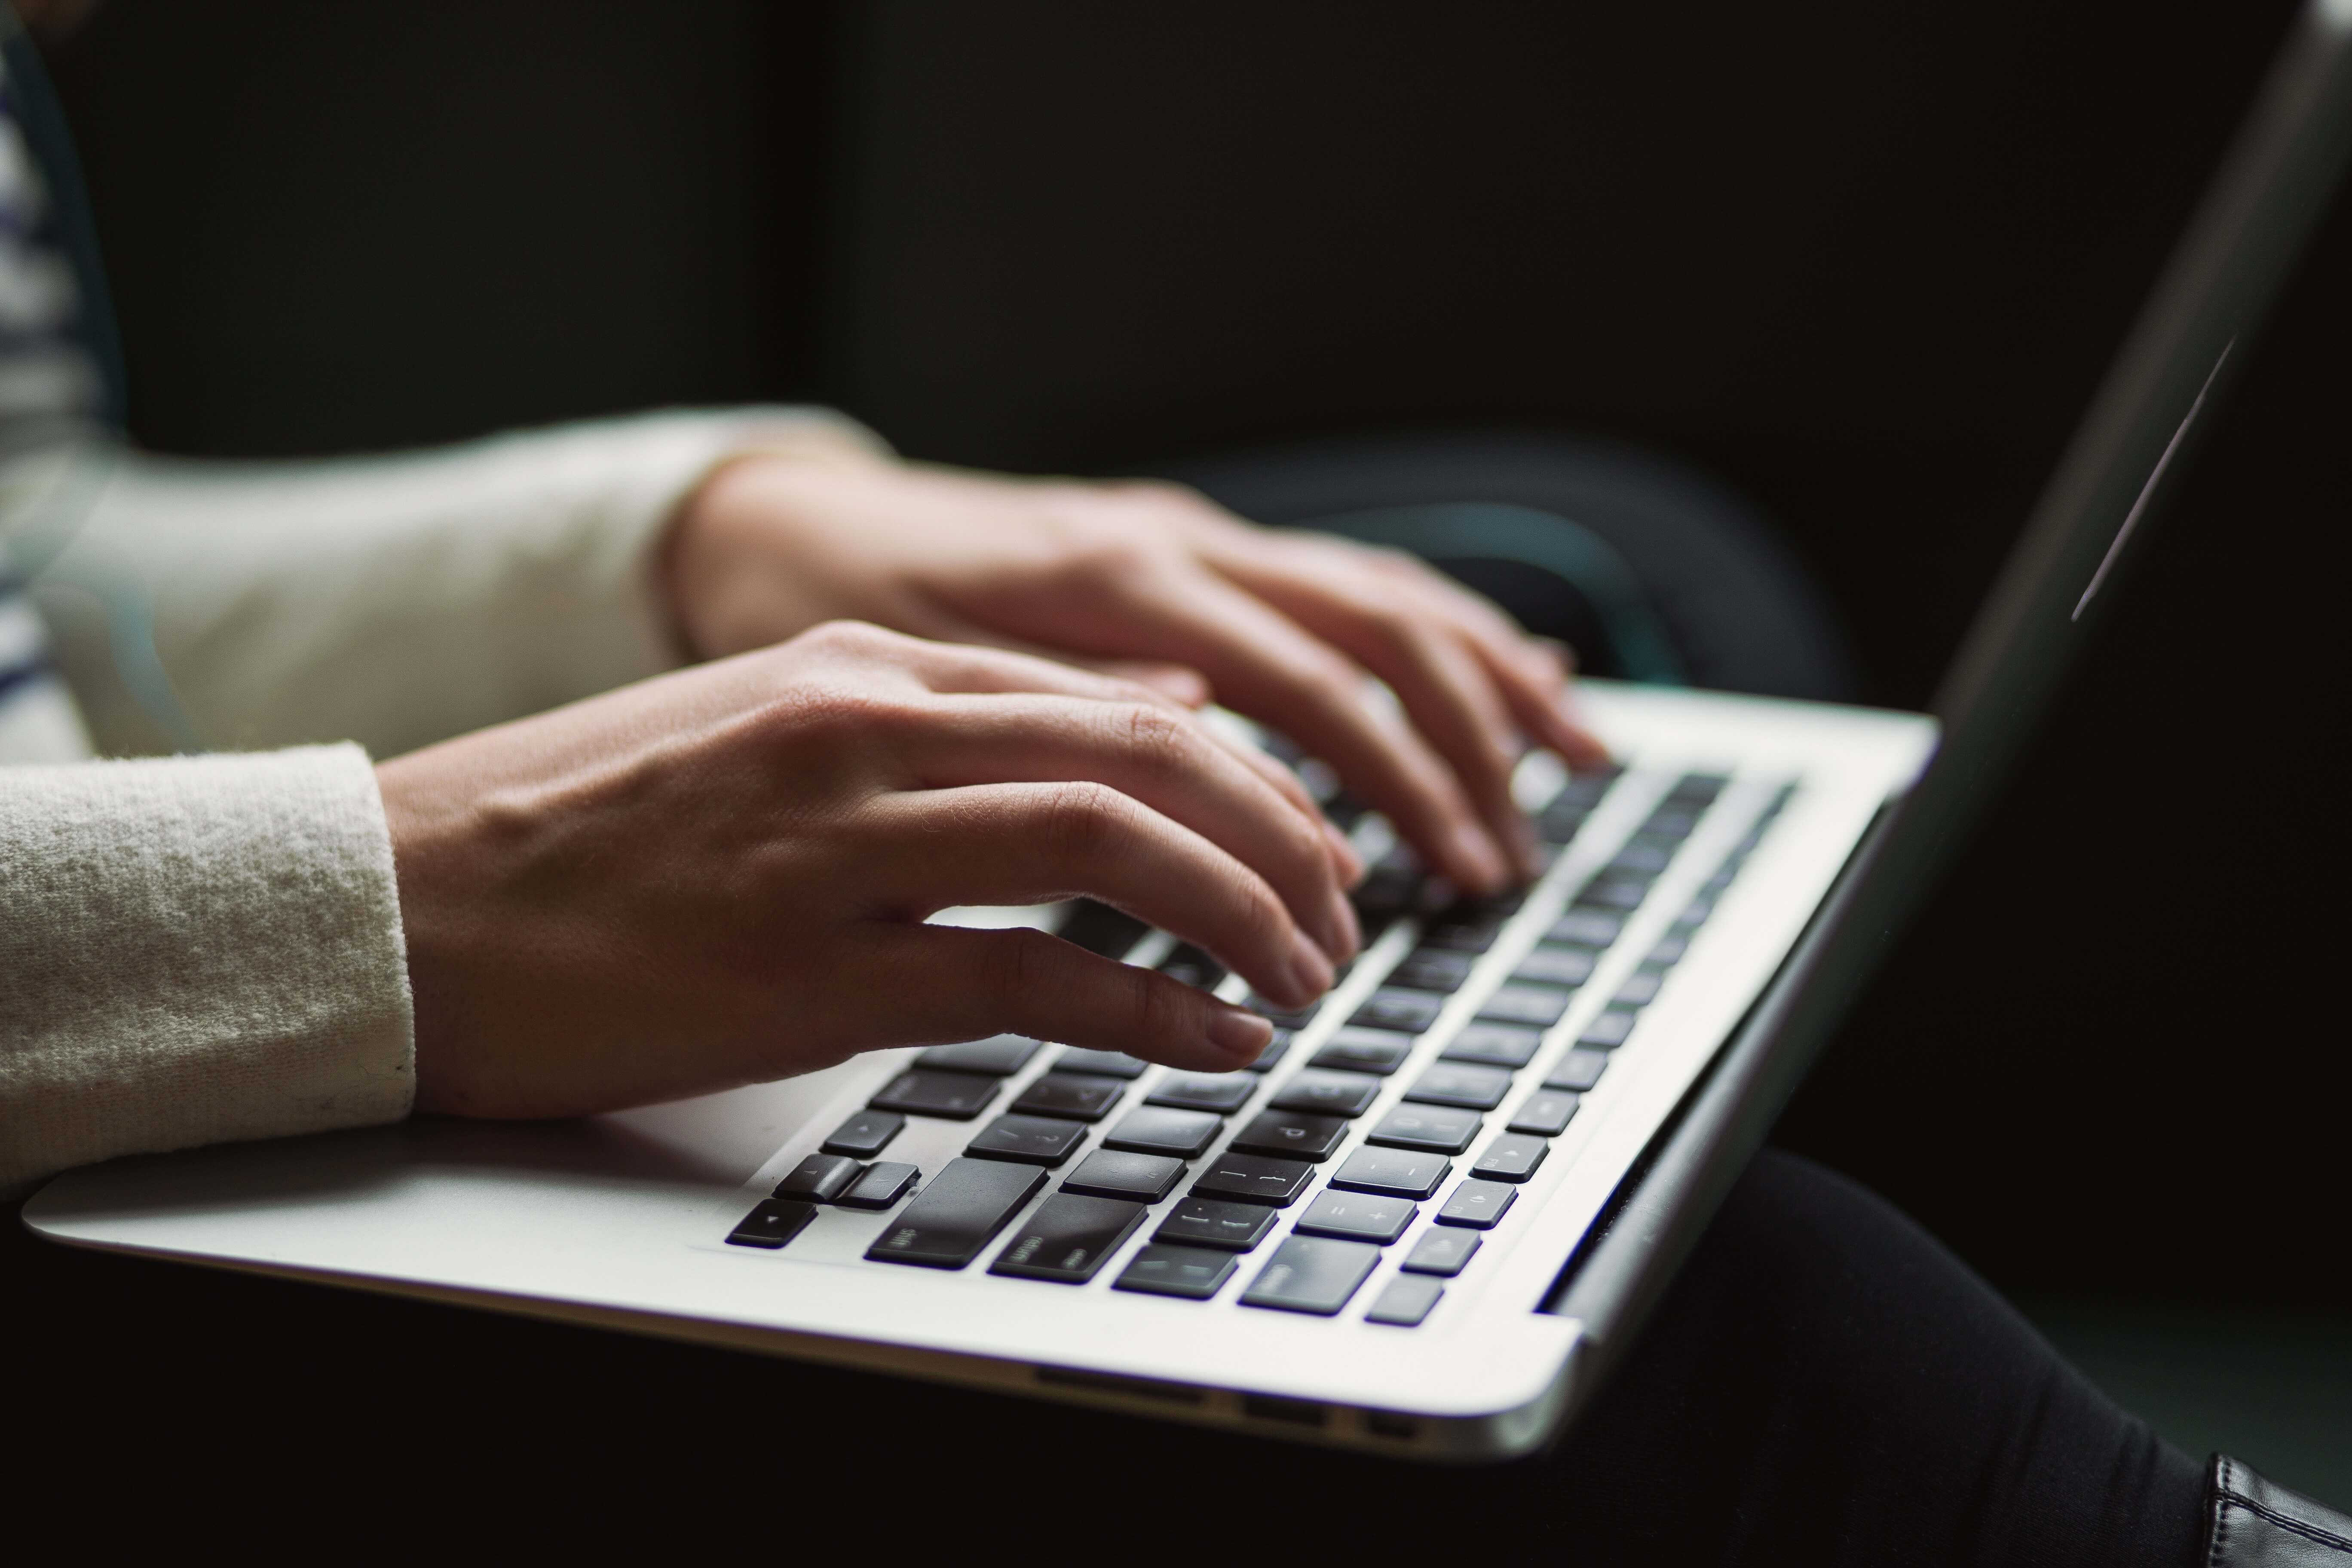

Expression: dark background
xmin=34 ymin=0 xmax=2349 ymax=1317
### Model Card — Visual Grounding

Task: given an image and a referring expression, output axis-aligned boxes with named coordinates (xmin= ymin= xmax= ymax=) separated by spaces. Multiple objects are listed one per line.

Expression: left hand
xmin=664 ymin=456 xmax=1610 ymax=892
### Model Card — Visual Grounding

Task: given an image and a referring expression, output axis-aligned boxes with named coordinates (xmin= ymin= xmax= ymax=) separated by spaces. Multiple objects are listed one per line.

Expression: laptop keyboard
xmin=727 ymin=766 xmax=1795 ymax=1327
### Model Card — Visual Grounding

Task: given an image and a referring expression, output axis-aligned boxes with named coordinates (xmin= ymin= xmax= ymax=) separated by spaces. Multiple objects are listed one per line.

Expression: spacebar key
xmin=866 ymin=1157 xmax=1046 ymax=1269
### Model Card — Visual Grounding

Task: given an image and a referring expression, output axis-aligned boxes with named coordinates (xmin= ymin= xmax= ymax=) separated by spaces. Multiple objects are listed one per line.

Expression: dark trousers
xmin=3 ymin=433 xmax=2207 ymax=1559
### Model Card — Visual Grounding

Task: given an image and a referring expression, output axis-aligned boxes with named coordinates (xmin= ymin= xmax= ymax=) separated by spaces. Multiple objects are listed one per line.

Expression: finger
xmin=903 ymin=603 xmax=1220 ymax=708
xmin=812 ymin=623 xmax=1360 ymax=894
xmin=1207 ymin=562 xmax=1540 ymax=879
xmin=865 ymin=781 xmax=1337 ymax=1008
xmin=1084 ymin=570 xmax=1511 ymax=892
xmin=1351 ymin=553 xmax=1613 ymax=767
xmin=851 ymin=923 xmax=1273 ymax=1072
xmin=814 ymin=621 xmax=1200 ymax=711
xmin=901 ymin=693 xmax=1358 ymax=961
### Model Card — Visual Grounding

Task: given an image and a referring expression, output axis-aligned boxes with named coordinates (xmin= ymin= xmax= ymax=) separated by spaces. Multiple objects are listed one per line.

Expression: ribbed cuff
xmin=0 ymin=743 xmax=412 ymax=1188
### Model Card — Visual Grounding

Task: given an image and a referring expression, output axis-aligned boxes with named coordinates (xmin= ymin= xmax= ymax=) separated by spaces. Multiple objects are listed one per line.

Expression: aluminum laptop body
xmin=25 ymin=0 xmax=2352 ymax=1463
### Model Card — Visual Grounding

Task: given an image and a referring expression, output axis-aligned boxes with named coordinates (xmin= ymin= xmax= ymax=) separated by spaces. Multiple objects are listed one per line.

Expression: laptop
xmin=25 ymin=0 xmax=2352 ymax=1462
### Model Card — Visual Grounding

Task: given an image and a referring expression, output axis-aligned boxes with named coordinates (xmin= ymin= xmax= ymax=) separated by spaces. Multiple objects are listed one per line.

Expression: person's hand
xmin=665 ymin=457 xmax=1610 ymax=894
xmin=378 ymin=621 xmax=1359 ymax=1119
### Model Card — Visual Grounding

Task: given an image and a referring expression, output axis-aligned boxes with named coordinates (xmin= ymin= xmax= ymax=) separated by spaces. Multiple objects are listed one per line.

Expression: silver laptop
xmin=26 ymin=0 xmax=2352 ymax=1462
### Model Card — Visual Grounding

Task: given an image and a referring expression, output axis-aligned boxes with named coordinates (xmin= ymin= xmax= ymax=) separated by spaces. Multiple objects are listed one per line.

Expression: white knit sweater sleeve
xmin=0 ymin=744 xmax=410 ymax=1189
xmin=1 ymin=405 xmax=887 ymax=1191
xmin=33 ymin=405 xmax=885 ymax=758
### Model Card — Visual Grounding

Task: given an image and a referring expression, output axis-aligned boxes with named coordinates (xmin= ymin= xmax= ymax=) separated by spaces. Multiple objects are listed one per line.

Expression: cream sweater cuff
xmin=0 ymin=744 xmax=412 ymax=1189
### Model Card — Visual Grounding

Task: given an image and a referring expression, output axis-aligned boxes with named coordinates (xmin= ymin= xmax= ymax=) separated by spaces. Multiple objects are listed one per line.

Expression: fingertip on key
xmin=1449 ymin=822 xmax=1511 ymax=895
xmin=1287 ymin=928 xmax=1336 ymax=1002
xmin=1323 ymin=820 xmax=1366 ymax=886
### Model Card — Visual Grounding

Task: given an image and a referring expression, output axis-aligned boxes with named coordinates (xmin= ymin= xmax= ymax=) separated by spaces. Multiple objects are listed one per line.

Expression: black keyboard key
xmin=1478 ymin=983 xmax=1572 ymax=1027
xmin=870 ymin=1070 xmax=999 ymax=1121
xmin=1190 ymin=1152 xmax=1315 ymax=1207
xmin=1547 ymin=909 xmax=1623 ymax=948
xmin=1579 ymin=875 xmax=1651 ymax=911
xmin=1153 ymin=1197 xmax=1280 ymax=1252
xmin=1114 ymin=1243 xmax=1238 ymax=1300
xmin=1268 ymin=1069 xmax=1382 ymax=1118
xmin=915 ymin=1035 xmax=1042 ymax=1075
xmin=1545 ymin=1050 xmax=1609 ymax=1092
xmin=1310 ymin=1027 xmax=1414 ymax=1076
xmin=1147 ymin=1072 xmax=1257 ymax=1113
xmin=1512 ymin=945 xmax=1597 ymax=988
xmin=1667 ymin=772 xmax=1729 ymax=805
xmin=1508 ymin=1089 xmax=1582 ymax=1135
xmin=866 ymin=1158 xmax=1045 ymax=1268
xmin=1240 ymin=1235 xmax=1381 ymax=1316
xmin=1442 ymin=1023 xmax=1542 ymax=1069
xmin=1400 ymin=1227 xmax=1480 ymax=1276
xmin=1535 ymin=805 xmax=1588 ymax=845
xmin=1156 ymin=943 xmax=1227 ymax=991
xmin=1350 ymin=987 xmax=1446 ymax=1034
xmin=1102 ymin=1106 xmax=1222 ymax=1159
xmin=1436 ymin=1179 xmax=1519 ymax=1229
xmin=1058 ymin=898 xmax=1150 ymax=958
xmin=1053 ymin=1048 xmax=1149 ymax=1079
xmin=1612 ymin=971 xmax=1663 ymax=1008
xmin=1647 ymin=933 xmax=1689 ymax=966
xmin=1243 ymin=1029 xmax=1293 ymax=1073
xmin=1608 ymin=838 xmax=1676 ymax=876
xmin=1230 ymin=1109 xmax=1349 ymax=1162
xmin=1405 ymin=1062 xmax=1514 ymax=1111
xmin=1388 ymin=948 xmax=1476 ymax=992
xmin=1366 ymin=1102 xmax=1482 ymax=1155
xmin=774 ymin=1153 xmax=862 ymax=1204
xmin=1470 ymin=1133 xmax=1550 ymax=1182
xmin=1246 ymin=997 xmax=1320 ymax=1030
xmin=1673 ymin=895 xmax=1717 ymax=931
xmin=1578 ymin=1009 xmax=1638 ymax=1049
xmin=1012 ymin=1072 xmax=1126 ymax=1122
xmin=1295 ymin=1191 xmax=1416 ymax=1245
xmin=822 ymin=1109 xmax=905 ymax=1159
xmin=1365 ymin=1274 xmax=1444 ymax=1326
xmin=727 ymin=1198 xmax=816 ymax=1249
xmin=989 ymin=1193 xmax=1148 ymax=1283
xmin=1553 ymin=769 xmax=1620 ymax=810
xmin=837 ymin=1161 xmax=920 ymax=1210
xmin=1060 ymin=1149 xmax=1185 ymax=1203
xmin=1644 ymin=808 xmax=1702 ymax=839
xmin=1329 ymin=1146 xmax=1452 ymax=1200
xmin=965 ymin=1113 xmax=1089 ymax=1167
xmin=1420 ymin=913 xmax=1507 ymax=953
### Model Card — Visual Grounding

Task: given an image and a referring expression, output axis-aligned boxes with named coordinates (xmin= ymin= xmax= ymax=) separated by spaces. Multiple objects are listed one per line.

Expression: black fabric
xmin=1159 ymin=429 xmax=1860 ymax=702
xmin=3 ymin=1150 xmax=2207 ymax=1560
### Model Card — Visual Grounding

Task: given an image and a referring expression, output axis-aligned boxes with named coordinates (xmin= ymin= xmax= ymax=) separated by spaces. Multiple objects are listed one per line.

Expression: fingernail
xmin=1451 ymin=822 xmax=1509 ymax=893
xmin=1208 ymin=1005 xmax=1274 ymax=1062
xmin=1323 ymin=820 xmax=1366 ymax=885
xmin=1288 ymin=929 xmax=1336 ymax=1001
xmin=1323 ymin=886 xmax=1362 ymax=961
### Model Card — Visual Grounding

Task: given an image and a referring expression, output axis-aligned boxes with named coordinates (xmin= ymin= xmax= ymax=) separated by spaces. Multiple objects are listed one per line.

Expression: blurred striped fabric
xmin=0 ymin=40 xmax=100 ymax=764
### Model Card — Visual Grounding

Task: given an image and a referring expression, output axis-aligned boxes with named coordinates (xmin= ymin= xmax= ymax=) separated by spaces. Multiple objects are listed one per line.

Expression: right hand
xmin=377 ymin=621 xmax=1361 ymax=1120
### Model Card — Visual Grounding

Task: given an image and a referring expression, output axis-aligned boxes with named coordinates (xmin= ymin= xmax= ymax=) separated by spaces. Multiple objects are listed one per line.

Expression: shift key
xmin=867 ymin=1157 xmax=1046 ymax=1269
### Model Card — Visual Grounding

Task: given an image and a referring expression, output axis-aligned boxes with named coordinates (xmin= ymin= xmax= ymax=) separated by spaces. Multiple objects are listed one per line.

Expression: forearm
xmin=32 ymin=407 xmax=886 ymax=758
xmin=0 ymin=746 xmax=412 ymax=1191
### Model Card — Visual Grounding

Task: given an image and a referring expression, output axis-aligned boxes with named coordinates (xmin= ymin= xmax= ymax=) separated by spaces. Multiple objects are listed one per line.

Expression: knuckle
xmin=1114 ymin=703 xmax=1194 ymax=772
xmin=1046 ymin=531 xmax=1166 ymax=592
xmin=1126 ymin=964 xmax=1193 ymax=1040
xmin=1038 ymin=779 xmax=1130 ymax=857
xmin=986 ymin=928 xmax=1057 ymax=1006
